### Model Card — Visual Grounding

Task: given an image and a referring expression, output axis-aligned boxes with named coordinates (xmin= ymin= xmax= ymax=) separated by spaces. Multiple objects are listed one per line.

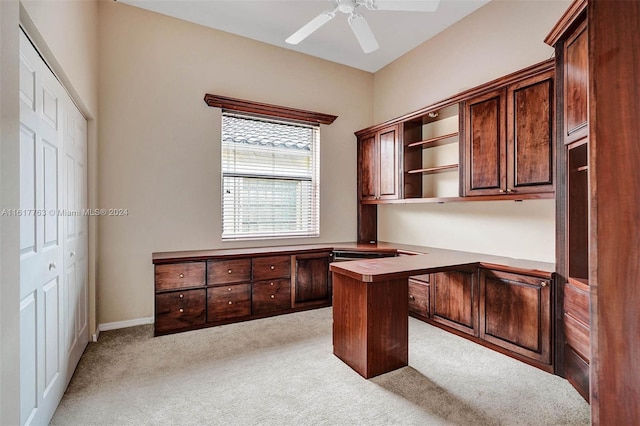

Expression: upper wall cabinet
xmin=357 ymin=124 xmax=401 ymax=201
xmin=462 ymin=69 xmax=555 ymax=196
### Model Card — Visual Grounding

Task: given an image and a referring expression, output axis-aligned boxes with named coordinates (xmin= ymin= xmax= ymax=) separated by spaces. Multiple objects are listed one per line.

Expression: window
xmin=221 ymin=113 xmax=320 ymax=240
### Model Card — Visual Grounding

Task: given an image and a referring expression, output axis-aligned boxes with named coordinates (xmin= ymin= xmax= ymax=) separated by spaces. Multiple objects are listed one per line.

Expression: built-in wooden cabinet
xmin=408 ymin=274 xmax=430 ymax=318
xmin=357 ymin=125 xmax=400 ymax=201
xmin=479 ymin=269 xmax=552 ymax=365
xmin=549 ymin=10 xmax=591 ymax=402
xmin=430 ymin=269 xmax=478 ymax=336
xmin=463 ymin=70 xmax=554 ymax=196
xmin=153 ymin=249 xmax=332 ymax=336
xmin=293 ymin=251 xmax=333 ymax=308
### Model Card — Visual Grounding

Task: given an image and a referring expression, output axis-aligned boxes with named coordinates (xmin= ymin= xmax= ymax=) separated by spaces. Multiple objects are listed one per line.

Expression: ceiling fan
xmin=286 ymin=0 xmax=441 ymax=54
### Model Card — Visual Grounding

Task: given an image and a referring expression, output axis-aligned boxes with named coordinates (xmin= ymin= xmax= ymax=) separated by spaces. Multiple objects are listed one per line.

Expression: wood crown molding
xmin=544 ymin=0 xmax=588 ymax=46
xmin=354 ymin=58 xmax=554 ymax=137
xmin=204 ymin=94 xmax=338 ymax=125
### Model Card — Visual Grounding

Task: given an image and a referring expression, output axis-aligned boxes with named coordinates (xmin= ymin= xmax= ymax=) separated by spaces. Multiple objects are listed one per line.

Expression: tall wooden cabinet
xmin=547 ymin=1 xmax=640 ymax=422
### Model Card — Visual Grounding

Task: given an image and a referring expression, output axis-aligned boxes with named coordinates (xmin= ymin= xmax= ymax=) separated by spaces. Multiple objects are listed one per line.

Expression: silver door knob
xmin=48 ymin=262 xmax=57 ymax=270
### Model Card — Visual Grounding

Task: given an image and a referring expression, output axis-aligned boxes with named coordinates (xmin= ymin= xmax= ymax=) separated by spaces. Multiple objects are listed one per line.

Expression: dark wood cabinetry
xmin=479 ymin=269 xmax=551 ymax=365
xmin=293 ymin=251 xmax=332 ymax=308
xmin=154 ymin=248 xmax=332 ymax=336
xmin=430 ymin=269 xmax=478 ymax=336
xmin=357 ymin=125 xmax=400 ymax=201
xmin=463 ymin=70 xmax=554 ymax=196
xmin=408 ymin=275 xmax=430 ymax=318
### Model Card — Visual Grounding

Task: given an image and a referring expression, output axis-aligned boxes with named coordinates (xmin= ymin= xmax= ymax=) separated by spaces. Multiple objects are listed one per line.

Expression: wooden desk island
xmin=329 ymin=248 xmax=554 ymax=379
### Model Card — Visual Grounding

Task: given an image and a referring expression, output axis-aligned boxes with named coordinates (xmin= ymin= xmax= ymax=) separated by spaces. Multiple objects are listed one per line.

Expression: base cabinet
xmin=154 ymin=250 xmax=332 ymax=335
xmin=431 ymin=269 xmax=478 ymax=336
xmin=479 ymin=269 xmax=552 ymax=364
xmin=408 ymin=275 xmax=430 ymax=318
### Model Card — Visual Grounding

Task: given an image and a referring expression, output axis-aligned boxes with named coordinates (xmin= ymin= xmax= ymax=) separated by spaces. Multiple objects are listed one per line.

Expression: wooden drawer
xmin=408 ymin=278 xmax=429 ymax=318
xmin=252 ymin=279 xmax=291 ymax=314
xmin=564 ymin=281 xmax=590 ymax=325
xmin=207 ymin=258 xmax=251 ymax=285
xmin=155 ymin=262 xmax=205 ymax=291
xmin=207 ymin=284 xmax=251 ymax=322
xmin=155 ymin=289 xmax=206 ymax=334
xmin=253 ymin=255 xmax=291 ymax=280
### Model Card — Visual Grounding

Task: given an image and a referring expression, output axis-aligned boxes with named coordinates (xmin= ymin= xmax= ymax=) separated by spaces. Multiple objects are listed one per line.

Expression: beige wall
xmin=97 ymin=1 xmax=373 ymax=324
xmin=374 ymin=0 xmax=571 ymax=263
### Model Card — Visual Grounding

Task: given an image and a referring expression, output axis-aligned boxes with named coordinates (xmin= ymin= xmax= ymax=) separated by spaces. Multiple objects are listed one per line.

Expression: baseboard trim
xmin=97 ymin=316 xmax=154 ymax=335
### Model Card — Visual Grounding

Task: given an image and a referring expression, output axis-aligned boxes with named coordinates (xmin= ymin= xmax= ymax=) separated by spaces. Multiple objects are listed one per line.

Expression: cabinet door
xmin=377 ymin=125 xmax=400 ymax=200
xmin=563 ymin=20 xmax=589 ymax=144
xmin=431 ymin=269 xmax=477 ymax=336
xmin=293 ymin=252 xmax=332 ymax=308
xmin=463 ymin=89 xmax=506 ymax=196
xmin=358 ymin=133 xmax=377 ymax=200
xmin=507 ymin=71 xmax=554 ymax=194
xmin=408 ymin=276 xmax=430 ymax=318
xmin=479 ymin=269 xmax=551 ymax=364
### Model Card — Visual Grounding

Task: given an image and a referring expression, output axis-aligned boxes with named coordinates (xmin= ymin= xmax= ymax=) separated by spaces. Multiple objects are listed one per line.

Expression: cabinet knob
xmin=228 ymin=301 xmax=233 ymax=305
xmin=270 ymin=295 xmax=275 ymax=299
xmin=179 ymin=308 xmax=184 ymax=313
xmin=179 ymin=294 xmax=184 ymax=298
xmin=499 ymin=189 xmax=506 ymax=194
xmin=409 ymin=295 xmax=415 ymax=301
xmin=228 ymin=269 xmax=232 ymax=274
xmin=540 ymin=281 xmax=547 ymax=287
xmin=270 ymin=282 xmax=274 ymax=286
xmin=507 ymin=188 xmax=516 ymax=193
xmin=70 ymin=251 xmax=76 ymax=258
xmin=228 ymin=287 xmax=232 ymax=291
xmin=179 ymin=273 xmax=184 ymax=278
xmin=270 ymin=265 xmax=275 ymax=270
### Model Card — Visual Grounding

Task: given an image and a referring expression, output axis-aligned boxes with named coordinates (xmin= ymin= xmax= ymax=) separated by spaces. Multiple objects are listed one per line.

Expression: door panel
xmin=507 ymin=72 xmax=554 ymax=193
xmin=378 ymin=126 xmax=399 ymax=199
xmin=358 ymin=134 xmax=377 ymax=200
xmin=431 ymin=269 xmax=477 ymax=336
xmin=464 ymin=90 xmax=506 ymax=195
xmin=19 ymin=29 xmax=88 ymax=426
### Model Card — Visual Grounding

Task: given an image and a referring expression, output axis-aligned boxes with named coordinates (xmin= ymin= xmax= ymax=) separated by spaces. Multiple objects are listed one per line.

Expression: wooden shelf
xmin=407 ymin=132 xmax=459 ymax=149
xmin=407 ymin=164 xmax=458 ymax=175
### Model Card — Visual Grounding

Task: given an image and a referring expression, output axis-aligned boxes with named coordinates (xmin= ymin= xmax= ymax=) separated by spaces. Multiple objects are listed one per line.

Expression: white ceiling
xmin=118 ymin=0 xmax=490 ymax=73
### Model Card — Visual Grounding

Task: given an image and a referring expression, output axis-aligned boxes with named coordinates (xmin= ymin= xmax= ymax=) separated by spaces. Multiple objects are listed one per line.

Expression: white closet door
xmin=19 ymin=29 xmax=88 ymax=426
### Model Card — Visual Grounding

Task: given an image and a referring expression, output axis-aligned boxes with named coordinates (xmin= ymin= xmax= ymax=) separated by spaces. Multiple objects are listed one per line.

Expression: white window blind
xmin=221 ymin=112 xmax=320 ymax=240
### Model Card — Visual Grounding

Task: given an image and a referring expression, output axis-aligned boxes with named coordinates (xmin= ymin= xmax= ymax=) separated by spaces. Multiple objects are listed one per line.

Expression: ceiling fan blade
xmin=286 ymin=11 xmax=336 ymax=45
xmin=369 ymin=0 xmax=440 ymax=12
xmin=348 ymin=14 xmax=379 ymax=54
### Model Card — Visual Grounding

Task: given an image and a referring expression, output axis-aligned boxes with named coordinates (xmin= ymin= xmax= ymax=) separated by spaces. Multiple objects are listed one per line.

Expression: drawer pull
xmin=228 ymin=288 xmax=232 ymax=291
xmin=270 ymin=282 xmax=274 ymax=286
xmin=409 ymin=295 xmax=415 ymax=301
xmin=179 ymin=308 xmax=184 ymax=313
xmin=179 ymin=273 xmax=184 ymax=278
xmin=270 ymin=265 xmax=275 ymax=270
xmin=228 ymin=301 xmax=233 ymax=305
xmin=228 ymin=269 xmax=232 ymax=274
xmin=179 ymin=294 xmax=184 ymax=298
xmin=270 ymin=295 xmax=275 ymax=299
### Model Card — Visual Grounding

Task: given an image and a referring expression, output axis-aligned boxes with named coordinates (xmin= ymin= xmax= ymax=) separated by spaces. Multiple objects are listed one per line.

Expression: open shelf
xmin=403 ymin=103 xmax=460 ymax=199
xmin=407 ymin=164 xmax=458 ymax=175
xmin=407 ymin=132 xmax=459 ymax=149
xmin=568 ymin=276 xmax=590 ymax=290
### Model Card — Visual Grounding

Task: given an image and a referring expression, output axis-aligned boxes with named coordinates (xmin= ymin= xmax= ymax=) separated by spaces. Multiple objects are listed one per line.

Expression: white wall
xmin=97 ymin=1 xmax=373 ymax=324
xmin=373 ymin=0 xmax=571 ymax=263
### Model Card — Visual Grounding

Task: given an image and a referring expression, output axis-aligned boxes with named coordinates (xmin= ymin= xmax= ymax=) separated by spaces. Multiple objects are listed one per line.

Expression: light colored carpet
xmin=51 ymin=308 xmax=590 ymax=425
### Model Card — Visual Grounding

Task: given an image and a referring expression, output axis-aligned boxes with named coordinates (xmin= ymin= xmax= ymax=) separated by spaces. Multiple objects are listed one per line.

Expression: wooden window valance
xmin=204 ymin=94 xmax=338 ymax=125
